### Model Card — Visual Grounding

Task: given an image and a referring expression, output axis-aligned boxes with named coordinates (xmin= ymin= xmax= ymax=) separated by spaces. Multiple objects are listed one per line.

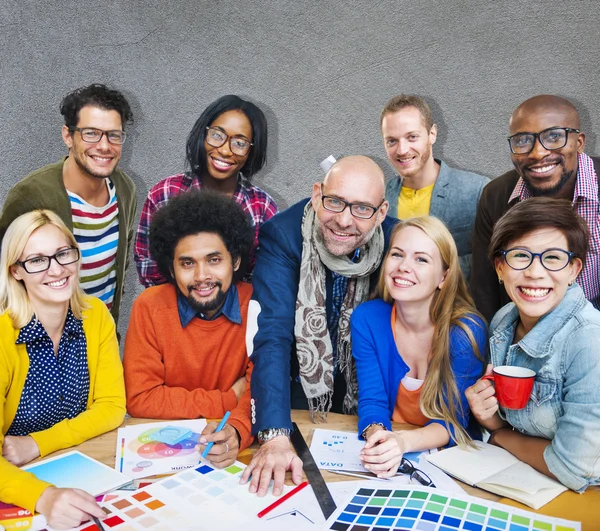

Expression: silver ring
xmin=224 ymin=442 xmax=229 ymax=453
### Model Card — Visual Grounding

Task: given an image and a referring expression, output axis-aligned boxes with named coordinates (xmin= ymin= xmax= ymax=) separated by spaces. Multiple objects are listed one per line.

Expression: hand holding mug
xmin=466 ymin=364 xmax=500 ymax=422
xmin=482 ymin=365 xmax=535 ymax=410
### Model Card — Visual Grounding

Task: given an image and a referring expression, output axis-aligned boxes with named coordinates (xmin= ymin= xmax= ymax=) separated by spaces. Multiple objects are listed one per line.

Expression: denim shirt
xmin=489 ymin=284 xmax=600 ymax=491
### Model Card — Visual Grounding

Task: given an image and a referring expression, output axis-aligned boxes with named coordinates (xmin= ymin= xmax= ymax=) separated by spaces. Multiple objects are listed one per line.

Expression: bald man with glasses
xmin=241 ymin=156 xmax=397 ymax=497
xmin=471 ymin=95 xmax=600 ymax=321
xmin=0 ymin=84 xmax=137 ymax=325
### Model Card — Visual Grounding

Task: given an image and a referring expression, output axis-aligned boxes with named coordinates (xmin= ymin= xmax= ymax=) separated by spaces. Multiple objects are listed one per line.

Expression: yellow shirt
xmin=397 ymin=183 xmax=435 ymax=219
xmin=0 ymin=296 xmax=126 ymax=513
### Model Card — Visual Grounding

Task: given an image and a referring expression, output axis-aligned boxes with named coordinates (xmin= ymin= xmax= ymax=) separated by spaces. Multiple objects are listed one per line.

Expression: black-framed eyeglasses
xmin=16 ymin=247 xmax=80 ymax=274
xmin=320 ymin=189 xmax=384 ymax=220
xmin=398 ymin=458 xmax=436 ymax=487
xmin=69 ymin=127 xmax=127 ymax=145
xmin=205 ymin=127 xmax=253 ymax=156
xmin=507 ymin=127 xmax=580 ymax=155
xmin=500 ymin=248 xmax=575 ymax=272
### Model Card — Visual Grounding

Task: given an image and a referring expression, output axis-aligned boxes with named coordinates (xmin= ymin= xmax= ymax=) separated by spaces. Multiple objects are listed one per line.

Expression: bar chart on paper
xmin=310 ymin=429 xmax=433 ymax=472
xmin=323 ymin=485 xmax=580 ymax=531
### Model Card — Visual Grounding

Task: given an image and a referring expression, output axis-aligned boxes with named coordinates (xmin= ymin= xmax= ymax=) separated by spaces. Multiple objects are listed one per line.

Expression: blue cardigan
xmin=351 ymin=299 xmax=487 ymax=440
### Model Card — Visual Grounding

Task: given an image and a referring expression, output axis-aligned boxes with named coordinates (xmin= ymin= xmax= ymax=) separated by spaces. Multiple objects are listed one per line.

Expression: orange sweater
xmin=123 ymin=282 xmax=253 ymax=449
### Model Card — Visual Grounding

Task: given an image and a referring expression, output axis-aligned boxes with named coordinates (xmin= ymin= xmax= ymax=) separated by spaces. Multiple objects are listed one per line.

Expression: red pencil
xmin=257 ymin=481 xmax=309 ymax=518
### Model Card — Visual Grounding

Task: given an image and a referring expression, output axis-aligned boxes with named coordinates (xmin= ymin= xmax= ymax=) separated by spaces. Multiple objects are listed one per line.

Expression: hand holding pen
xmin=196 ymin=411 xmax=238 ymax=468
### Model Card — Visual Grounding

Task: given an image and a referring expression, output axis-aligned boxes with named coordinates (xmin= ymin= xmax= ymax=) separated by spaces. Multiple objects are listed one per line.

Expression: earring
xmin=569 ymin=280 xmax=575 ymax=286
xmin=498 ymin=277 xmax=503 ymax=285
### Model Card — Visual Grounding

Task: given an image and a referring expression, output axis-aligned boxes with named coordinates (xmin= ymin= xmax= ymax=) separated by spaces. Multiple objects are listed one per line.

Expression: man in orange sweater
xmin=123 ymin=190 xmax=254 ymax=468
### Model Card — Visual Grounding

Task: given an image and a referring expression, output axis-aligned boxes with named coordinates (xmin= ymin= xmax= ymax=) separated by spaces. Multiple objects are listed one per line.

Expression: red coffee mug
xmin=481 ymin=366 xmax=535 ymax=410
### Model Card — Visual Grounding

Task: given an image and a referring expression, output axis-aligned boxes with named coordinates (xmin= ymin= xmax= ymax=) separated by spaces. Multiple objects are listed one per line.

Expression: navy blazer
xmin=248 ymin=198 xmax=397 ymax=433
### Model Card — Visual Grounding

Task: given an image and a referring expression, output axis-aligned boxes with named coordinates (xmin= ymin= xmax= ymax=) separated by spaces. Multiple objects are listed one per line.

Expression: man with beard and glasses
xmin=240 ymin=156 xmax=396 ymax=497
xmin=471 ymin=95 xmax=600 ymax=321
xmin=381 ymin=95 xmax=489 ymax=282
xmin=123 ymin=190 xmax=255 ymax=468
xmin=0 ymin=84 xmax=136 ymax=325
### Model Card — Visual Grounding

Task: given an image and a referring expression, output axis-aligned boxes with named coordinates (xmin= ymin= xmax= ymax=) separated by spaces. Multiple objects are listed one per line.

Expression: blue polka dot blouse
xmin=7 ymin=310 xmax=90 ymax=436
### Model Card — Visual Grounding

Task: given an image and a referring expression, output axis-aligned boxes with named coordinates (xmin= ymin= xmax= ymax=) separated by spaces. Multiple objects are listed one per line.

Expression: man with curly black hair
xmin=123 ymin=190 xmax=255 ymax=469
xmin=0 ymin=84 xmax=136 ymax=325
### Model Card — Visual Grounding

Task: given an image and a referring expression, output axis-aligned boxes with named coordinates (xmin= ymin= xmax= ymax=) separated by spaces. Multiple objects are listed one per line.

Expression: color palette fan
xmin=323 ymin=485 xmax=580 ymax=531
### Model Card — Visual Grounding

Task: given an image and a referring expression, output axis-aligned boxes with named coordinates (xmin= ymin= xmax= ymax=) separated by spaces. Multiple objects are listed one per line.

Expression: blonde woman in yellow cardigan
xmin=0 ymin=210 xmax=125 ymax=530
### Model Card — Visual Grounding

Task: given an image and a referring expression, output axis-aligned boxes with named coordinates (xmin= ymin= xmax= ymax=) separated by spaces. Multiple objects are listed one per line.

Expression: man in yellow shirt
xmin=381 ymin=95 xmax=489 ymax=281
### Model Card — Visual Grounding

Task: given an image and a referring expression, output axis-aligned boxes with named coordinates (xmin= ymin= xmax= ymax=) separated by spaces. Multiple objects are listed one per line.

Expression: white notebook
xmin=426 ymin=441 xmax=567 ymax=509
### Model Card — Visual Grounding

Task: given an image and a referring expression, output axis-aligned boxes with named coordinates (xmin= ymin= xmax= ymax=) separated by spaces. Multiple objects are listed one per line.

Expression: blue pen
xmin=201 ymin=411 xmax=231 ymax=459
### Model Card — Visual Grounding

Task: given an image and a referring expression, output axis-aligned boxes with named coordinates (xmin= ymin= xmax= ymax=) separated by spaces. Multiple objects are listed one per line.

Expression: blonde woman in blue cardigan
xmin=351 ymin=217 xmax=486 ymax=478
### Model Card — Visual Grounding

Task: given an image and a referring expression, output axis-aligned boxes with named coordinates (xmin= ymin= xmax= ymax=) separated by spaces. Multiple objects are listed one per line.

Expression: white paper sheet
xmin=309 ymin=428 xmax=435 ymax=472
xmin=114 ymin=419 xmax=207 ymax=479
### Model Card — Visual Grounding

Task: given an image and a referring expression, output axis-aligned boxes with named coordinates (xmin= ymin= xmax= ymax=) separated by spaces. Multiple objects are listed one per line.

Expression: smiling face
xmin=62 ymin=105 xmax=123 ymax=179
xmin=311 ymin=156 xmax=388 ymax=257
xmin=204 ymin=109 xmax=252 ymax=182
xmin=495 ymin=227 xmax=582 ymax=331
xmin=172 ymin=232 xmax=239 ymax=318
xmin=509 ymin=103 xmax=585 ymax=197
xmin=383 ymin=225 xmax=447 ymax=306
xmin=11 ymin=224 xmax=79 ymax=311
xmin=381 ymin=107 xmax=437 ymax=182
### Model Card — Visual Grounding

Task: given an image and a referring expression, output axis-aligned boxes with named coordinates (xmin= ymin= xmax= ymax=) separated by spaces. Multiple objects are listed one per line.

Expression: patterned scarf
xmin=294 ymin=202 xmax=384 ymax=421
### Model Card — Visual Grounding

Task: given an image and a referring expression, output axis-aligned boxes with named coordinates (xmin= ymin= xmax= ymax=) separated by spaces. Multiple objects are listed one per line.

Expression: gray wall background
xmin=1 ymin=0 xmax=598 ymax=340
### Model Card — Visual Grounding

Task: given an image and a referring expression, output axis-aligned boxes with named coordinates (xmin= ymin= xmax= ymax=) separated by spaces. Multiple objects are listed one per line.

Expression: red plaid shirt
xmin=134 ymin=173 xmax=278 ymax=287
xmin=508 ymin=153 xmax=600 ymax=309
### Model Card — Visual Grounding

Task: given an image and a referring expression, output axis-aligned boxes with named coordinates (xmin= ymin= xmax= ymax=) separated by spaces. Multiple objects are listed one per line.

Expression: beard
xmin=394 ymin=143 xmax=432 ymax=180
xmin=185 ymin=282 xmax=227 ymax=315
xmin=316 ymin=217 xmax=378 ymax=257
xmin=522 ymin=167 xmax=575 ymax=197
xmin=72 ymin=147 xmax=118 ymax=179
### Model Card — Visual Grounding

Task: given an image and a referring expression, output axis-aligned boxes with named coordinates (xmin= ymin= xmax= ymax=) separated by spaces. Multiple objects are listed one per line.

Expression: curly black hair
xmin=149 ymin=190 xmax=254 ymax=284
xmin=186 ymin=95 xmax=267 ymax=180
xmin=60 ymin=83 xmax=133 ymax=128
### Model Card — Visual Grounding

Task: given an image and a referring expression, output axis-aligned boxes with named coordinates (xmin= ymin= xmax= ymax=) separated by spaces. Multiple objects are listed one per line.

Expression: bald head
xmin=510 ymin=95 xmax=581 ymax=131
xmin=508 ymin=95 xmax=585 ymax=198
xmin=324 ymin=155 xmax=386 ymax=198
xmin=311 ymin=155 xmax=389 ymax=256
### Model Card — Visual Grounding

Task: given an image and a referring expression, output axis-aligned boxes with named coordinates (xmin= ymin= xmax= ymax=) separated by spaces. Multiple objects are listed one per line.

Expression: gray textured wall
xmin=2 ymin=0 xmax=598 ymax=340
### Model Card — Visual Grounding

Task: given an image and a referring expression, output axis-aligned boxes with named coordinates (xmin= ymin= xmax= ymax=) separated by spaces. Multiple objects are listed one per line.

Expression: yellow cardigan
xmin=0 ymin=296 xmax=126 ymax=513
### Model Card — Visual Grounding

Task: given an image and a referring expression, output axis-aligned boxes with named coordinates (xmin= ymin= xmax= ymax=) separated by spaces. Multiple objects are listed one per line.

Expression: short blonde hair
xmin=380 ymin=94 xmax=434 ymax=131
xmin=0 ymin=210 xmax=88 ymax=328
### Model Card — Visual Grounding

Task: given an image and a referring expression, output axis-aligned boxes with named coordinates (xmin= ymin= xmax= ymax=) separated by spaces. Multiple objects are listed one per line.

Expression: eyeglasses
xmin=500 ymin=248 xmax=575 ymax=272
xmin=398 ymin=458 xmax=436 ymax=487
xmin=16 ymin=247 xmax=80 ymax=274
xmin=507 ymin=127 xmax=580 ymax=155
xmin=70 ymin=127 xmax=127 ymax=145
xmin=205 ymin=127 xmax=253 ymax=156
xmin=320 ymin=190 xmax=384 ymax=220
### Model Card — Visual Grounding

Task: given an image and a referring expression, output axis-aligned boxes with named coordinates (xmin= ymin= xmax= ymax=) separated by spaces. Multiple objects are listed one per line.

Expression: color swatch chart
xmin=70 ymin=460 xmax=296 ymax=531
xmin=323 ymin=485 xmax=580 ymax=531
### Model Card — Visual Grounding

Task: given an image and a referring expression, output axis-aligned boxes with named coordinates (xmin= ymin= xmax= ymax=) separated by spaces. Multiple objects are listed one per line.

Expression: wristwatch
xmin=257 ymin=428 xmax=291 ymax=445
xmin=361 ymin=422 xmax=386 ymax=440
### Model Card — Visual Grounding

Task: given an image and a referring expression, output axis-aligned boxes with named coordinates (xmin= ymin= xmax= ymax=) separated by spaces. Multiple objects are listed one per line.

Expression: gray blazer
xmin=385 ymin=159 xmax=489 ymax=281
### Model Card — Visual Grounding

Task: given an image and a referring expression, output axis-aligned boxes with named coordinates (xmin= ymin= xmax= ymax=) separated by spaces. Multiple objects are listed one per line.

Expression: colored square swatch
xmin=132 ymin=491 xmax=152 ymax=502
xmin=145 ymin=499 xmax=165 ymax=510
xmin=196 ymin=464 xmax=214 ymax=474
xmin=225 ymin=464 xmax=243 ymax=474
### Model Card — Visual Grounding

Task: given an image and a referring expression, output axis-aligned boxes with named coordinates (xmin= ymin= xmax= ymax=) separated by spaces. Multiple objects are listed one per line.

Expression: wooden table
xmin=51 ymin=411 xmax=599 ymax=530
